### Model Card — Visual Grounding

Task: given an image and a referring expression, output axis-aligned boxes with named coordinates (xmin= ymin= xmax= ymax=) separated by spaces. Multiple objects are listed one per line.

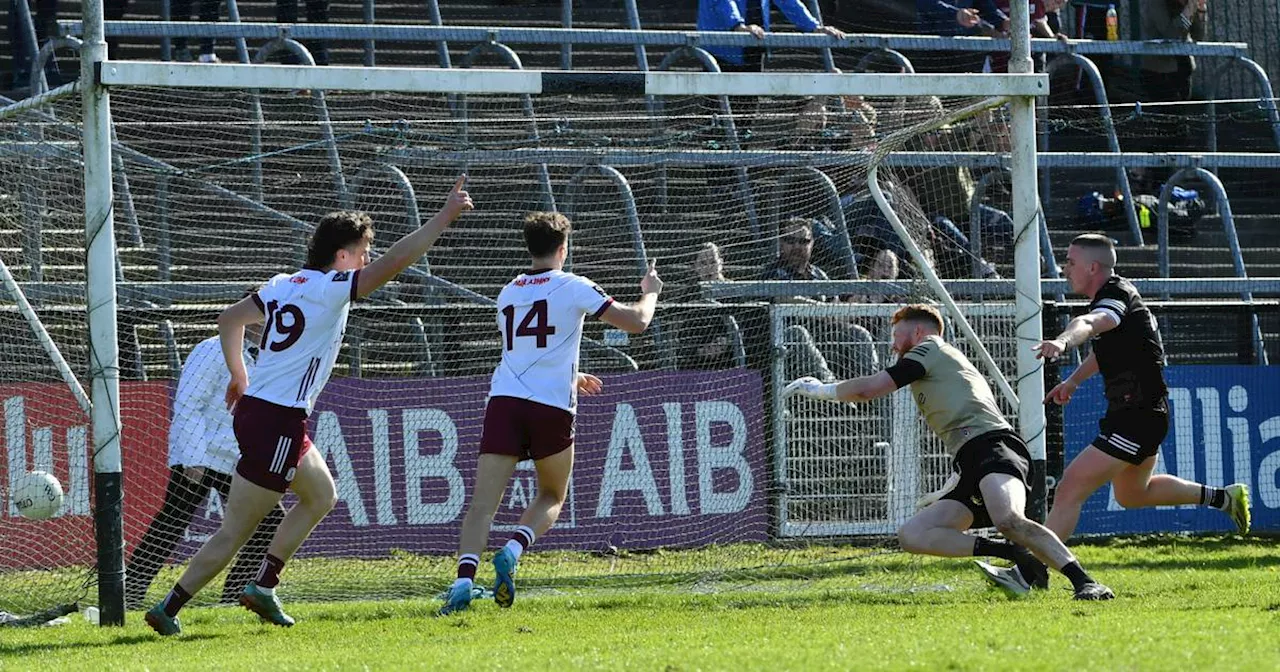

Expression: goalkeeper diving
xmin=785 ymin=304 xmax=1112 ymax=600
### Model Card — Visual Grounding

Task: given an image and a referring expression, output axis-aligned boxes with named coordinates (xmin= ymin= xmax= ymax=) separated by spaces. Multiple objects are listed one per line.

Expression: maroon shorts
xmin=478 ymin=396 xmax=574 ymax=461
xmin=233 ymin=395 xmax=313 ymax=493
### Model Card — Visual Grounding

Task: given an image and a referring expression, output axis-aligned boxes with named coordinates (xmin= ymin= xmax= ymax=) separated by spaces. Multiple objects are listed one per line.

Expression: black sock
xmin=162 ymin=583 xmax=192 ymax=618
xmin=973 ymin=537 xmax=1018 ymax=561
xmin=1060 ymin=561 xmax=1094 ymax=591
xmin=1201 ymin=485 xmax=1227 ymax=510
xmin=254 ymin=553 xmax=286 ymax=589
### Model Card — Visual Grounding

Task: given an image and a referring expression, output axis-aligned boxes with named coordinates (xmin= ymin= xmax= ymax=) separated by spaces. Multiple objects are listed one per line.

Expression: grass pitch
xmin=2 ymin=537 xmax=1276 ymax=670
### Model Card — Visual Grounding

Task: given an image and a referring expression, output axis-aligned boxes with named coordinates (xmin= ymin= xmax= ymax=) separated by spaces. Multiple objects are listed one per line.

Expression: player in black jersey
xmin=1035 ymin=234 xmax=1250 ymax=541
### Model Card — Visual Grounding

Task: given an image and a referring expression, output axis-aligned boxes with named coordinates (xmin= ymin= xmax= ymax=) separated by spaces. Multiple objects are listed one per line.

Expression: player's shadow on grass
xmin=0 ymin=633 xmax=221 ymax=655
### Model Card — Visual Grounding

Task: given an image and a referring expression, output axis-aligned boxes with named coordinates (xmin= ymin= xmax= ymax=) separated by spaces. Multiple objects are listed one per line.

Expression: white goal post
xmin=62 ymin=0 xmax=1046 ymax=623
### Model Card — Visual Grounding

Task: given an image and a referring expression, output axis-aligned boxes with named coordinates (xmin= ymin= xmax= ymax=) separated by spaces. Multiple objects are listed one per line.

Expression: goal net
xmin=1 ymin=67 xmax=1036 ymax=614
xmin=0 ymin=85 xmax=97 ymax=619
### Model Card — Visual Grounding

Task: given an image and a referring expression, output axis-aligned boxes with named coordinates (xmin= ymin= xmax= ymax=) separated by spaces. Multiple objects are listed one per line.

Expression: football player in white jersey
xmin=439 ymin=211 xmax=662 ymax=615
xmin=147 ymin=176 xmax=472 ymax=636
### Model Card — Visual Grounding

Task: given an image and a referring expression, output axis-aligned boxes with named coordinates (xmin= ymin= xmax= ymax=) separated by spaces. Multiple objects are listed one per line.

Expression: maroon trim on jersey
xmin=526 ymin=268 xmax=554 ymax=275
xmin=592 ymin=297 xmax=615 ymax=319
xmin=349 ymin=269 xmax=361 ymax=303
xmin=251 ymin=292 xmax=265 ymax=312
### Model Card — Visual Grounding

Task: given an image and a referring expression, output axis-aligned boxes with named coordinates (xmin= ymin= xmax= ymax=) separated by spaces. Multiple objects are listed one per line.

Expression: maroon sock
xmin=162 ymin=583 xmax=193 ymax=617
xmin=255 ymin=553 xmax=286 ymax=589
xmin=511 ymin=525 xmax=535 ymax=552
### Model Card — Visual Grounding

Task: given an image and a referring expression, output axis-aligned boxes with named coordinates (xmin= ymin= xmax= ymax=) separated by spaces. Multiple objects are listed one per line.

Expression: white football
xmin=13 ymin=471 xmax=64 ymax=520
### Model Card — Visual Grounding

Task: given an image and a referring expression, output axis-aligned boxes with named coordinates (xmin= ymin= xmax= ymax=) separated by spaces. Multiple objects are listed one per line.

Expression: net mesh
xmin=1 ymin=79 xmax=1025 ymax=611
xmin=0 ymin=88 xmax=96 ymax=615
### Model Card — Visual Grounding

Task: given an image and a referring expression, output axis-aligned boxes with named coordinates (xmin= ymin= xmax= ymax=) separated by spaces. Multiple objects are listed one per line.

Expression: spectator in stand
xmin=8 ymin=0 xmax=63 ymax=90
xmin=674 ymin=242 xmax=743 ymax=371
xmin=1141 ymin=0 xmax=1206 ymax=114
xmin=990 ymin=0 xmax=1069 ymax=73
xmin=98 ymin=0 xmax=222 ymax=63
xmin=764 ymin=217 xmax=879 ymax=381
xmin=277 ymin=0 xmax=331 ymax=65
xmin=696 ymin=0 xmax=846 ymax=73
xmin=851 ymin=249 xmax=900 ymax=304
xmin=104 ymin=0 xmax=125 ymax=56
xmin=170 ymin=0 xmax=224 ymax=62
xmin=1135 ymin=0 xmax=1207 ymax=190
xmin=762 ymin=217 xmax=833 ymax=291
xmin=697 ymin=1 xmax=845 ymax=133
xmin=914 ymin=0 xmax=1004 ymax=73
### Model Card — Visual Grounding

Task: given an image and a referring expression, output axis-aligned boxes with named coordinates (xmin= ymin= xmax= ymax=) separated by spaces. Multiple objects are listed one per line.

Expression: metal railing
xmin=13 ymin=22 xmax=1280 ymax=374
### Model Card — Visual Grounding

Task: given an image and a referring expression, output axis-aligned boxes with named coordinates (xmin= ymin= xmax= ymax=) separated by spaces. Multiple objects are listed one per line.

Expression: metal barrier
xmin=26 ymin=37 xmax=143 ymax=254
xmin=456 ymin=40 xmax=555 ymax=212
xmin=153 ymin=0 xmax=251 ymax=64
xmin=968 ymin=167 xmax=1062 ymax=292
xmin=1156 ymin=168 xmax=1267 ymax=365
xmin=561 ymin=164 xmax=673 ymax=368
xmin=58 ymin=23 xmax=1253 ymax=56
xmin=1043 ymin=53 xmax=1142 ymax=245
xmin=648 ymin=45 xmax=760 ymax=236
xmin=0 ymin=86 xmax=491 ymax=306
xmin=249 ymin=38 xmax=347 ymax=210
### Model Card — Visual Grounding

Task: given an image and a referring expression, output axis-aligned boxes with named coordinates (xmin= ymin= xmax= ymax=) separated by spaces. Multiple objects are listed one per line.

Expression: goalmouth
xmin=12 ymin=0 xmax=1047 ymax=623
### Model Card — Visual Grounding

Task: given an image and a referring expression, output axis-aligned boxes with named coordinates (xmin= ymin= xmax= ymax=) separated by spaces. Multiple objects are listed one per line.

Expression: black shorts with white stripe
xmin=1091 ymin=406 xmax=1169 ymax=465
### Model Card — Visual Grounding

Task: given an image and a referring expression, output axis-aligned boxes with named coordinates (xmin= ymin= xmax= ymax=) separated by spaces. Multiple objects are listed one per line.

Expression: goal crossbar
xmin=98 ymin=62 xmax=1048 ymax=97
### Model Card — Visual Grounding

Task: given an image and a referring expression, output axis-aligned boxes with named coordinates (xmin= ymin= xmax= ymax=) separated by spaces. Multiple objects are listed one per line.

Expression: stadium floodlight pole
xmin=81 ymin=0 xmax=126 ymax=626
xmin=1008 ymin=0 xmax=1048 ymax=520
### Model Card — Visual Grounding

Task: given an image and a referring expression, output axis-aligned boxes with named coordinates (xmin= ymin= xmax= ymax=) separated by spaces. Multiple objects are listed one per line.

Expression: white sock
xmin=258 ymin=586 xmax=275 ymax=596
xmin=503 ymin=539 xmax=525 ymax=562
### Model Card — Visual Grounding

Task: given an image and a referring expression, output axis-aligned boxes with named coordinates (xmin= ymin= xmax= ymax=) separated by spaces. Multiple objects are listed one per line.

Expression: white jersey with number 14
xmin=245 ymin=267 xmax=360 ymax=415
xmin=488 ymin=269 xmax=613 ymax=414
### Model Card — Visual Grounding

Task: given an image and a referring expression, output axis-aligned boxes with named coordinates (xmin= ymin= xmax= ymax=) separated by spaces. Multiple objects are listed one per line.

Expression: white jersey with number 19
xmin=244 ymin=267 xmax=360 ymax=415
xmin=488 ymin=268 xmax=613 ymax=414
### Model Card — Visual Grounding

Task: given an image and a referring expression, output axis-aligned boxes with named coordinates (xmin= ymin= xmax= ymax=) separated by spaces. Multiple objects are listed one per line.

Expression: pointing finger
xmin=452 ymin=174 xmax=468 ymax=192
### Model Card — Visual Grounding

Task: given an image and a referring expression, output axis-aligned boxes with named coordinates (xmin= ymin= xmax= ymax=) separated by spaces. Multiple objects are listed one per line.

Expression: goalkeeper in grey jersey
xmin=786 ymin=304 xmax=1113 ymax=600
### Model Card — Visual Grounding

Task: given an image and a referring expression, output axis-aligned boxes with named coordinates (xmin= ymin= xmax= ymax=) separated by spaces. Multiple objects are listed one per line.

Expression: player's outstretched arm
xmin=217 ymin=295 xmax=263 ymax=410
xmin=1033 ymin=312 xmax=1118 ymax=361
xmin=599 ymin=259 xmax=663 ymax=334
xmin=784 ymin=371 xmax=898 ymax=404
xmin=1044 ymin=352 xmax=1098 ymax=406
xmin=356 ymin=175 xmax=473 ymax=299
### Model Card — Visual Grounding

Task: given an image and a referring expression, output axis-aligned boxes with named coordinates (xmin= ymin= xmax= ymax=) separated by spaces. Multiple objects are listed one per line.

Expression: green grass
xmin=3 ymin=537 xmax=1278 ymax=670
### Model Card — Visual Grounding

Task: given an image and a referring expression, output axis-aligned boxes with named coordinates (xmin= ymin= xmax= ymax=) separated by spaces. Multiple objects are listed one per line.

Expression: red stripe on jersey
xmin=592 ymin=298 xmax=614 ymax=319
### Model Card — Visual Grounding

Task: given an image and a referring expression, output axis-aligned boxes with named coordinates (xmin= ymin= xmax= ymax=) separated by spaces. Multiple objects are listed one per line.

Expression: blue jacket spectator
xmin=916 ymin=0 xmax=1003 ymax=36
xmin=697 ymin=0 xmax=837 ymax=68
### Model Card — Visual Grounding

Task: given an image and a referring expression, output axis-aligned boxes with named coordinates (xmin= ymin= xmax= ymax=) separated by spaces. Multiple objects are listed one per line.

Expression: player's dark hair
xmin=523 ymin=211 xmax=572 ymax=259
xmin=307 ymin=211 xmax=375 ymax=269
xmin=891 ymin=303 xmax=945 ymax=336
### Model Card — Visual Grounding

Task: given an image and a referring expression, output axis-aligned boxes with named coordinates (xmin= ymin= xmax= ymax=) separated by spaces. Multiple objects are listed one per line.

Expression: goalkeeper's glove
xmin=783 ymin=376 xmax=839 ymax=401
